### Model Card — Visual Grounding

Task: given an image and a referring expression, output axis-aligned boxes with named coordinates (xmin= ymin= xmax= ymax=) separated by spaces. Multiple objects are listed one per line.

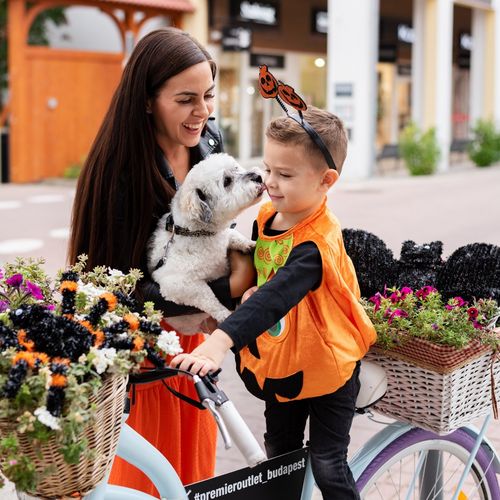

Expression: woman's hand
xmin=228 ymin=250 xmax=256 ymax=298
xmin=170 ymin=329 xmax=234 ymax=376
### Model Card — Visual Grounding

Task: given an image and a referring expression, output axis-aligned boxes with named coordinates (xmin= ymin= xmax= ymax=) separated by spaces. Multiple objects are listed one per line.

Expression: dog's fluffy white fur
xmin=148 ymin=153 xmax=264 ymax=322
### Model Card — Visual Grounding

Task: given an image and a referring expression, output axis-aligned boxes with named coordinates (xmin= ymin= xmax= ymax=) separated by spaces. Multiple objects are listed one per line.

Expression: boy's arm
xmin=170 ymin=241 xmax=322 ymax=374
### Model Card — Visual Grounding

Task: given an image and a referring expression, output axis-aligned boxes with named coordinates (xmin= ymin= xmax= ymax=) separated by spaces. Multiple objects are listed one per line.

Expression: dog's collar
xmin=165 ymin=214 xmax=215 ymax=237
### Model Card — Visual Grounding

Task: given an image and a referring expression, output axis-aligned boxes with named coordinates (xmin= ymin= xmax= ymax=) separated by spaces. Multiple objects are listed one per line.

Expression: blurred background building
xmin=2 ymin=0 xmax=500 ymax=182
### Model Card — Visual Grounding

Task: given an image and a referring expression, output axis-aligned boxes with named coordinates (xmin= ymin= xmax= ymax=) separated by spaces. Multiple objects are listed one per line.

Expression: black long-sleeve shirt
xmin=219 ymin=219 xmax=323 ymax=351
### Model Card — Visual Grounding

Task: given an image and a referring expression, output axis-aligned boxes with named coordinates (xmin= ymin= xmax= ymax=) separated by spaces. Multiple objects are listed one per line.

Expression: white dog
xmin=148 ymin=153 xmax=265 ymax=323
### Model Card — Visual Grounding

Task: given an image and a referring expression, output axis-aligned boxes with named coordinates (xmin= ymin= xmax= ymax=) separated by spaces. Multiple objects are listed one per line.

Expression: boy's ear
xmin=320 ymin=169 xmax=339 ymax=190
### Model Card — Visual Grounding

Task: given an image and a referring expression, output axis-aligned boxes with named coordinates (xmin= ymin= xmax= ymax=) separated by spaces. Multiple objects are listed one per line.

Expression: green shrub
xmin=63 ymin=157 xmax=85 ymax=179
xmin=468 ymin=119 xmax=500 ymax=167
xmin=399 ymin=122 xmax=440 ymax=176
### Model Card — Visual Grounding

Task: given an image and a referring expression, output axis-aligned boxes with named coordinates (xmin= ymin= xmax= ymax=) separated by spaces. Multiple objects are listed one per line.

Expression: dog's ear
xmin=193 ymin=189 xmax=213 ymax=223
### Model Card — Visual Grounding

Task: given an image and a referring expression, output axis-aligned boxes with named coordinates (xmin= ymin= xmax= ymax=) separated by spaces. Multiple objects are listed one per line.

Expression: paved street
xmin=1 ymin=161 xmax=500 ymax=498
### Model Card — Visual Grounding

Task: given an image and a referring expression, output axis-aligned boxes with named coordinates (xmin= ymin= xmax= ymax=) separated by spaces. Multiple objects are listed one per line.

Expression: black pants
xmin=264 ymin=362 xmax=361 ymax=500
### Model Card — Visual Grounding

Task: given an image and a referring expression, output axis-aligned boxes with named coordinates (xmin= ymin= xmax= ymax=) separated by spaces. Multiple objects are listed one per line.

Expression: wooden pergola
xmin=5 ymin=0 xmax=196 ymax=182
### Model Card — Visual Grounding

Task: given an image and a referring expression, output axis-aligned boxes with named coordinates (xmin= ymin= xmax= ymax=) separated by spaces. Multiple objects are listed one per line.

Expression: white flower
xmin=157 ymin=330 xmax=183 ymax=356
xmin=108 ymin=269 xmax=124 ymax=278
xmin=38 ymin=366 xmax=52 ymax=390
xmin=77 ymin=281 xmax=107 ymax=302
xmin=34 ymin=407 xmax=61 ymax=431
xmin=91 ymin=347 xmax=117 ymax=374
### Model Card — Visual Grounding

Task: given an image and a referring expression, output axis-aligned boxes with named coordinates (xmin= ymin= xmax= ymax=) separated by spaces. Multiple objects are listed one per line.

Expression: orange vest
xmin=236 ymin=200 xmax=376 ymax=402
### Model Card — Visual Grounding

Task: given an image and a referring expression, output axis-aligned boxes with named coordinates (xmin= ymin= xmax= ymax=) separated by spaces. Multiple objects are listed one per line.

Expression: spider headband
xmin=258 ymin=65 xmax=337 ymax=171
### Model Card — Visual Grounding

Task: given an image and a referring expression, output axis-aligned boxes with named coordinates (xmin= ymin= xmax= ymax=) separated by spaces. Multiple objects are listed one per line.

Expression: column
xmin=493 ymin=0 xmax=500 ymax=128
xmin=7 ymin=0 xmax=28 ymax=182
xmin=182 ymin=0 xmax=208 ymax=44
xmin=470 ymin=9 xmax=487 ymax=128
xmin=327 ymin=0 xmax=379 ymax=179
xmin=434 ymin=0 xmax=453 ymax=172
xmin=412 ymin=0 xmax=425 ymax=126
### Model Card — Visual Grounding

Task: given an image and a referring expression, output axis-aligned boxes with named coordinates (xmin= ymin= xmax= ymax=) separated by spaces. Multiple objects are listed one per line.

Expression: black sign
xmin=185 ymin=448 xmax=308 ymax=499
xmin=222 ymin=26 xmax=252 ymax=51
xmin=250 ymin=53 xmax=285 ymax=68
xmin=230 ymin=0 xmax=280 ymax=26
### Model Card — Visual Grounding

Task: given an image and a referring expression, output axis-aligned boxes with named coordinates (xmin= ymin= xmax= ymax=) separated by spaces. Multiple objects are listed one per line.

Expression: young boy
xmin=171 ymin=106 xmax=376 ymax=499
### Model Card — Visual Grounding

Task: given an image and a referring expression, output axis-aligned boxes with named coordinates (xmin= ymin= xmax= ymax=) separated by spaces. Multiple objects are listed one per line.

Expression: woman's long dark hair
xmin=69 ymin=28 xmax=216 ymax=272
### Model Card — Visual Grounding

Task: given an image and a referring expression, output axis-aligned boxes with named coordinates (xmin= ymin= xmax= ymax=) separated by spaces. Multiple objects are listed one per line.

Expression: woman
xmin=69 ymin=27 xmax=253 ymax=496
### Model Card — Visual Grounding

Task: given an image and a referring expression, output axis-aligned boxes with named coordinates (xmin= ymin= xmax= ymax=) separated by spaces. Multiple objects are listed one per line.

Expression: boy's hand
xmin=241 ymin=285 xmax=258 ymax=303
xmin=228 ymin=250 xmax=256 ymax=298
xmin=170 ymin=329 xmax=234 ymax=376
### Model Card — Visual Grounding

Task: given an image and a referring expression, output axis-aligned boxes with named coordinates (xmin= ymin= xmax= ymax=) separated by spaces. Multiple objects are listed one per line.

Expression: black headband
xmin=258 ymin=65 xmax=337 ymax=171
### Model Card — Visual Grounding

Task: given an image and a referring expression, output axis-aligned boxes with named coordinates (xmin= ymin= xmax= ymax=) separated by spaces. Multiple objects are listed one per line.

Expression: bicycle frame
xmin=86 ymin=408 xmax=500 ymax=500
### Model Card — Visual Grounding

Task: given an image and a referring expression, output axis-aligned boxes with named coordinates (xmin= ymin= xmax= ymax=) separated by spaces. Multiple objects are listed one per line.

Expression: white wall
xmin=45 ymin=6 xmax=169 ymax=53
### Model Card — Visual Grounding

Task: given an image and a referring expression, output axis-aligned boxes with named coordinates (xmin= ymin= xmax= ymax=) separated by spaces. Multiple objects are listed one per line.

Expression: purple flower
xmin=472 ymin=320 xmax=483 ymax=330
xmin=369 ymin=293 xmax=383 ymax=311
xmin=5 ymin=273 xmax=23 ymax=288
xmin=431 ymin=323 xmax=439 ymax=330
xmin=416 ymin=286 xmax=437 ymax=299
xmin=389 ymin=292 xmax=401 ymax=303
xmin=467 ymin=307 xmax=479 ymax=320
xmin=45 ymin=304 xmax=55 ymax=311
xmin=387 ymin=309 xmax=409 ymax=325
xmin=400 ymin=287 xmax=413 ymax=297
xmin=0 ymin=300 xmax=8 ymax=312
xmin=25 ymin=280 xmax=44 ymax=300
xmin=446 ymin=296 xmax=468 ymax=310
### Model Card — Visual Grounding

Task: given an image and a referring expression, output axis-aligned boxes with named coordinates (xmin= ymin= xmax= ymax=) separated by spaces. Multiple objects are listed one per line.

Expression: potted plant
xmin=362 ymin=285 xmax=500 ymax=434
xmin=399 ymin=122 xmax=441 ymax=176
xmin=468 ymin=119 xmax=500 ymax=167
xmin=0 ymin=256 xmax=182 ymax=497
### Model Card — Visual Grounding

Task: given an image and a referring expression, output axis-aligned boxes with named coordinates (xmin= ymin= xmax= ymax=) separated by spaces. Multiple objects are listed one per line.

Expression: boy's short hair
xmin=265 ymin=106 xmax=348 ymax=173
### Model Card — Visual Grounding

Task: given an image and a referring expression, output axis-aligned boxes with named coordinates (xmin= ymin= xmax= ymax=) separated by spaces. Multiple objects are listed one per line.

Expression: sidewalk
xmin=1 ymin=161 xmax=499 ymax=497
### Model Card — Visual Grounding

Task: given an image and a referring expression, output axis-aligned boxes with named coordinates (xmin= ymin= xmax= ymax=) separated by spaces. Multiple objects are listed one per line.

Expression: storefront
xmin=208 ymin=0 xmax=328 ymax=161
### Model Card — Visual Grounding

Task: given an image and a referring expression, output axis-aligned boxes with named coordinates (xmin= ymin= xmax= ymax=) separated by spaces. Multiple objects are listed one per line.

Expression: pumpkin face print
xmin=259 ymin=65 xmax=278 ymax=98
xmin=277 ymin=83 xmax=307 ymax=111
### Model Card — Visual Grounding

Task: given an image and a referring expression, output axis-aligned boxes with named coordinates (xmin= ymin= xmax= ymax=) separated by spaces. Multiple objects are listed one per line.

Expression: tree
xmin=0 ymin=1 xmax=67 ymax=109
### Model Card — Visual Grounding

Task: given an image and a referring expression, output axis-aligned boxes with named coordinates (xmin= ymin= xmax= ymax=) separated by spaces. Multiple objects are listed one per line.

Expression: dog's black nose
xmin=248 ymin=172 xmax=263 ymax=184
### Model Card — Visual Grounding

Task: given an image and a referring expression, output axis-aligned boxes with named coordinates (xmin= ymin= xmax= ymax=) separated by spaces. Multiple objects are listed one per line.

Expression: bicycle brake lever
xmin=202 ymin=398 xmax=232 ymax=449
xmin=194 ymin=374 xmax=229 ymax=406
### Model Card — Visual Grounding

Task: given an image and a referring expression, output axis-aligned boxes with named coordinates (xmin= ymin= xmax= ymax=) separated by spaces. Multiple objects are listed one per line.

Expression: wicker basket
xmin=365 ymin=340 xmax=500 ymax=435
xmin=0 ymin=374 xmax=128 ymax=499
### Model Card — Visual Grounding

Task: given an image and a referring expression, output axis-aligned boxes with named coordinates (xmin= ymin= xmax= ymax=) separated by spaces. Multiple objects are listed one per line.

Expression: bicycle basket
xmin=0 ymin=374 xmax=127 ymax=498
xmin=365 ymin=339 xmax=500 ymax=434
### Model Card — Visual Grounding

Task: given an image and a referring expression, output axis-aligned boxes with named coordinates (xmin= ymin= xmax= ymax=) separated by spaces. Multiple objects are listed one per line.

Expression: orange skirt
xmin=108 ymin=333 xmax=217 ymax=498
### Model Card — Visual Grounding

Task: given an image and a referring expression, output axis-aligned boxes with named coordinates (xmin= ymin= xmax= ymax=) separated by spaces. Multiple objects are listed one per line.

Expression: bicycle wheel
xmin=356 ymin=427 xmax=500 ymax=499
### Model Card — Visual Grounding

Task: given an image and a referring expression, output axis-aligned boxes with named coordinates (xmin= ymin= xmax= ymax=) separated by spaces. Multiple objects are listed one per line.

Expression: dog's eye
xmin=196 ymin=189 xmax=207 ymax=201
xmin=223 ymin=176 xmax=233 ymax=188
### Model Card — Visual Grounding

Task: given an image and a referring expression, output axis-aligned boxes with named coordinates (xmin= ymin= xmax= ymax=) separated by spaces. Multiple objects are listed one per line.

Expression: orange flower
xmin=12 ymin=351 xmax=36 ymax=367
xmin=17 ymin=330 xmax=34 ymax=352
xmin=100 ymin=292 xmax=118 ymax=311
xmin=124 ymin=313 xmax=140 ymax=331
xmin=51 ymin=374 xmax=67 ymax=387
xmin=132 ymin=337 xmax=145 ymax=352
xmin=52 ymin=357 xmax=70 ymax=366
xmin=93 ymin=330 xmax=105 ymax=348
xmin=60 ymin=280 xmax=78 ymax=293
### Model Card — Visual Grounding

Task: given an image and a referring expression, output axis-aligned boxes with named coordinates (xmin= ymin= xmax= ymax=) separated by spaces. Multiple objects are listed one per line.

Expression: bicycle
xmin=83 ymin=361 xmax=500 ymax=500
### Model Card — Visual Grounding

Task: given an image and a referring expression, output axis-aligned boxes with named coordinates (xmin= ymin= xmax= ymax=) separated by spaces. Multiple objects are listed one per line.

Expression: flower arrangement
xmin=0 ymin=256 xmax=182 ymax=494
xmin=363 ymin=285 xmax=500 ymax=351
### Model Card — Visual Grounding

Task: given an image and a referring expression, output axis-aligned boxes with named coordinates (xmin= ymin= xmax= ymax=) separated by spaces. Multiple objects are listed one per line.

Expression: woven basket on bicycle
xmin=365 ymin=337 xmax=500 ymax=435
xmin=0 ymin=374 xmax=128 ymax=499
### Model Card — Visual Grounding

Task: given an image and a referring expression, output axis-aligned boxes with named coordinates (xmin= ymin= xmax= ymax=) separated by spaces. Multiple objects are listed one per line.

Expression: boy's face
xmin=263 ymin=139 xmax=338 ymax=225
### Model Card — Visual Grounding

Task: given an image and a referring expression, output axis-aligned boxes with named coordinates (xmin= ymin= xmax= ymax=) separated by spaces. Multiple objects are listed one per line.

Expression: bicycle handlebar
xmin=128 ymin=367 xmax=267 ymax=468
